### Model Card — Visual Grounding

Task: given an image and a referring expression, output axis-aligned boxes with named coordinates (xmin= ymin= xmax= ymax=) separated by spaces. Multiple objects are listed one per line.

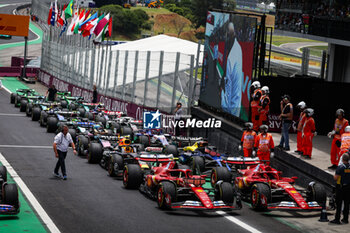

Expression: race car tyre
xmin=96 ymin=115 xmax=106 ymax=126
xmin=39 ymin=111 xmax=48 ymax=127
xmin=20 ymin=100 xmax=28 ymax=112
xmin=108 ymin=154 xmax=124 ymax=177
xmin=69 ymin=129 xmax=77 ymax=143
xmin=77 ymin=108 xmax=85 ymax=117
xmin=85 ymin=112 xmax=94 ymax=121
xmin=307 ymin=182 xmax=327 ymax=205
xmin=69 ymin=103 xmax=77 ymax=110
xmin=215 ymin=181 xmax=235 ymax=205
xmin=138 ymin=135 xmax=150 ymax=147
xmin=3 ymin=184 xmax=19 ymax=209
xmin=251 ymin=183 xmax=271 ymax=210
xmin=164 ymin=145 xmax=178 ymax=156
xmin=192 ymin=156 xmax=205 ymax=174
xmin=77 ymin=135 xmax=89 ymax=156
xmin=60 ymin=100 xmax=68 ymax=108
xmin=46 ymin=117 xmax=58 ymax=133
xmin=211 ymin=167 xmax=232 ymax=187
xmin=0 ymin=166 xmax=7 ymax=183
xmin=110 ymin=122 xmax=121 ymax=133
xmin=26 ymin=102 xmax=33 ymax=116
xmin=121 ymin=126 xmax=133 ymax=136
xmin=10 ymin=93 xmax=17 ymax=104
xmin=31 ymin=107 xmax=41 ymax=121
xmin=88 ymin=143 xmax=103 ymax=164
xmin=158 ymin=181 xmax=177 ymax=210
xmin=123 ymin=164 xmax=143 ymax=189
xmin=15 ymin=95 xmax=21 ymax=107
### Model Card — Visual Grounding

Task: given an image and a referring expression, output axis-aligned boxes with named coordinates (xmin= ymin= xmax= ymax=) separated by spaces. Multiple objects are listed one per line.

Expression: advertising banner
xmin=200 ymin=11 xmax=257 ymax=121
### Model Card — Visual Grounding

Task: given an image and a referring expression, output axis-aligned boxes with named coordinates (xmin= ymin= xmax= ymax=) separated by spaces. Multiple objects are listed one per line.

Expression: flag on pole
xmin=82 ymin=17 xmax=98 ymax=37
xmin=54 ymin=0 xmax=58 ymax=23
xmin=67 ymin=5 xmax=79 ymax=35
xmin=93 ymin=14 xmax=110 ymax=43
xmin=47 ymin=2 xmax=53 ymax=25
xmin=74 ymin=9 xmax=86 ymax=34
xmin=64 ymin=0 xmax=74 ymax=20
xmin=57 ymin=4 xmax=67 ymax=26
xmin=50 ymin=2 xmax=57 ymax=26
xmin=80 ymin=12 xmax=98 ymax=31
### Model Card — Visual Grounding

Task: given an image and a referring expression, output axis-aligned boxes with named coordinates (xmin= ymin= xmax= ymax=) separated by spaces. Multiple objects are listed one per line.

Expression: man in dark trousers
xmin=92 ymin=84 xmax=98 ymax=103
xmin=277 ymin=94 xmax=293 ymax=151
xmin=174 ymin=102 xmax=183 ymax=136
xmin=331 ymin=153 xmax=350 ymax=224
xmin=46 ymin=84 xmax=57 ymax=102
xmin=53 ymin=125 xmax=77 ymax=180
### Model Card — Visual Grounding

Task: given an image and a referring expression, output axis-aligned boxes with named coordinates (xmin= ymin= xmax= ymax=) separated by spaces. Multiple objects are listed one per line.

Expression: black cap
xmin=282 ymin=94 xmax=290 ymax=100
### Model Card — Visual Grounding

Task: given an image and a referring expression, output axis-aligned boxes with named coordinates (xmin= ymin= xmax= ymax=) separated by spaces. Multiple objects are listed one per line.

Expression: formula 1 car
xmin=0 ymin=166 xmax=20 ymax=215
xmin=235 ymin=163 xmax=327 ymax=211
xmin=10 ymin=89 xmax=37 ymax=109
xmin=123 ymin=159 xmax=242 ymax=211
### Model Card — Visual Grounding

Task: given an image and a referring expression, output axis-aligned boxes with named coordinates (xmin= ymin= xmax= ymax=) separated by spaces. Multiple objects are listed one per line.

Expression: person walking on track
xmin=53 ymin=125 xmax=77 ymax=180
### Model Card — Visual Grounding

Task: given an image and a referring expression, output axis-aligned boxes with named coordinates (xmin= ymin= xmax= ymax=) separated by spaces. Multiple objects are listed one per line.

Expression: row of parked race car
xmin=3 ymin=88 xmax=329 ymax=215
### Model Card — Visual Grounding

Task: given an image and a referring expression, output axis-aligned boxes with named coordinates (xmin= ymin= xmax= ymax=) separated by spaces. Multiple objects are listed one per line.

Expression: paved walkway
xmin=271 ymin=132 xmax=335 ymax=175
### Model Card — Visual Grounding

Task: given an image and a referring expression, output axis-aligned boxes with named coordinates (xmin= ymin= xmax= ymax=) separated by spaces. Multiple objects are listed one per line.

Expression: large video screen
xmin=199 ymin=11 xmax=257 ymax=121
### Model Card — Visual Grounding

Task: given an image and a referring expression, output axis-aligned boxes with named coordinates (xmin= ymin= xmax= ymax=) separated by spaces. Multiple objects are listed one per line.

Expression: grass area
xmin=267 ymin=35 xmax=320 ymax=46
xmin=303 ymin=45 xmax=328 ymax=57
xmin=131 ymin=6 xmax=171 ymax=17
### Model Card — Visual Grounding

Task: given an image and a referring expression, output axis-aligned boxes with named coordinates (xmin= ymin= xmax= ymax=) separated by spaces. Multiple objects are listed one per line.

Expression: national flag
xmin=93 ymin=14 xmax=110 ymax=43
xmin=50 ymin=2 xmax=57 ymax=26
xmin=93 ymin=13 xmax=109 ymax=36
xmin=59 ymin=21 xmax=68 ymax=37
xmin=67 ymin=5 xmax=79 ymax=35
xmin=80 ymin=12 xmax=98 ymax=31
xmin=74 ymin=9 xmax=86 ymax=34
xmin=57 ymin=4 xmax=67 ymax=26
xmin=64 ymin=0 xmax=74 ymax=20
xmin=47 ymin=2 xmax=53 ymax=25
xmin=82 ymin=17 xmax=98 ymax=37
xmin=54 ymin=0 xmax=58 ymax=23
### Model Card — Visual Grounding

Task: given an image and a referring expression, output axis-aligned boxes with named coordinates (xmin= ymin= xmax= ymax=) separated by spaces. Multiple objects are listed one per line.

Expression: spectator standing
xmin=330 ymin=153 xmax=350 ymax=224
xmin=92 ymin=84 xmax=98 ymax=103
xmin=328 ymin=109 xmax=349 ymax=169
xmin=46 ymin=84 xmax=57 ymax=102
xmin=53 ymin=125 xmax=77 ymax=180
xmin=277 ymin=95 xmax=293 ymax=151
xmin=253 ymin=125 xmax=274 ymax=165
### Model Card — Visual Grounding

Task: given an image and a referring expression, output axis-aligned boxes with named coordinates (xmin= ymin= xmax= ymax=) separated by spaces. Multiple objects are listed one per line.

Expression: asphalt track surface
xmin=0 ymin=87 xmax=299 ymax=232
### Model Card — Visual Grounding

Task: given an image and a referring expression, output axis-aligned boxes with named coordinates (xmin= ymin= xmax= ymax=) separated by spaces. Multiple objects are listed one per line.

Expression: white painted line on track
xmin=216 ymin=211 xmax=263 ymax=233
xmin=0 ymin=145 xmax=52 ymax=149
xmin=0 ymin=152 xmax=61 ymax=233
xmin=0 ymin=113 xmax=26 ymax=116
xmin=1 ymin=85 xmax=12 ymax=94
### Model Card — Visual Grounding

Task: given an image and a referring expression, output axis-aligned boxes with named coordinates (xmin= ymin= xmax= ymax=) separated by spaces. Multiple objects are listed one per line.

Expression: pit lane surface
xmin=0 ymin=89 xmax=301 ymax=233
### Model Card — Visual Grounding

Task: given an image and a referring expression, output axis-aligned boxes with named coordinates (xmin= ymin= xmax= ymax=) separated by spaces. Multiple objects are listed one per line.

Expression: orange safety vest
xmin=258 ymin=95 xmax=270 ymax=114
xmin=241 ymin=130 xmax=257 ymax=149
xmin=302 ymin=117 xmax=315 ymax=134
xmin=340 ymin=132 xmax=350 ymax=152
xmin=251 ymin=100 xmax=259 ymax=116
xmin=253 ymin=89 xmax=262 ymax=101
xmin=334 ymin=118 xmax=349 ymax=140
xmin=254 ymin=133 xmax=274 ymax=153
xmin=297 ymin=112 xmax=306 ymax=132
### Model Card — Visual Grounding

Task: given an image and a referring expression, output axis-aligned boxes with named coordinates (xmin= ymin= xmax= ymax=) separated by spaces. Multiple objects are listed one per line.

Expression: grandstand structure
xmin=275 ymin=0 xmax=350 ymax=82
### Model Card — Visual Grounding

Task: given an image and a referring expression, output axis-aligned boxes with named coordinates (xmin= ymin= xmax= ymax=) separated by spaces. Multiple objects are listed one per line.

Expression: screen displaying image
xmin=200 ymin=11 xmax=257 ymax=121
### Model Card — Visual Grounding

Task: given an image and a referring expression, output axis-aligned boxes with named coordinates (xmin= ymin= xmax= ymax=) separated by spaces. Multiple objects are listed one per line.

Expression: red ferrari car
xmin=235 ymin=163 xmax=326 ymax=211
xmin=123 ymin=160 xmax=242 ymax=211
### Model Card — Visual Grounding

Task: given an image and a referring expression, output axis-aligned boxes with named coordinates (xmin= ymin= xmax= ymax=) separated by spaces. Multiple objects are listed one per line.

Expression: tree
xmin=171 ymin=17 xmax=188 ymax=37
xmin=191 ymin=0 xmax=225 ymax=28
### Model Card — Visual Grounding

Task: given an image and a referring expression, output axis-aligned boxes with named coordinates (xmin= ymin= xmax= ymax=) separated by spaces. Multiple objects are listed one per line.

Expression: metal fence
xmin=32 ymin=0 xmax=201 ymax=114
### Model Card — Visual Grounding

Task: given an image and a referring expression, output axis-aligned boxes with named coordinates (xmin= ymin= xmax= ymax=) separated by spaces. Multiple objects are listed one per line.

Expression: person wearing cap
xmin=295 ymin=101 xmax=307 ymax=154
xmin=253 ymin=125 xmax=274 ymax=165
xmin=277 ymin=95 xmax=293 ymax=151
xmin=239 ymin=122 xmax=257 ymax=157
xmin=301 ymin=108 xmax=316 ymax=159
xmin=328 ymin=109 xmax=349 ymax=169
xmin=330 ymin=153 xmax=350 ymax=224
xmin=258 ymin=86 xmax=270 ymax=128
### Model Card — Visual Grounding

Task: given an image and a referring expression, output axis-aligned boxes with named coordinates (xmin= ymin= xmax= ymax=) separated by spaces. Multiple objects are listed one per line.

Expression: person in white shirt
xmin=53 ymin=125 xmax=76 ymax=180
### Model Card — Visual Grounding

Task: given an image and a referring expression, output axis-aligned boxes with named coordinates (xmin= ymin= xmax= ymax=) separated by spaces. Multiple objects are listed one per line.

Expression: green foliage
xmin=141 ymin=21 xmax=153 ymax=30
xmin=172 ymin=7 xmax=184 ymax=16
xmin=100 ymin=5 xmax=148 ymax=34
xmin=164 ymin=3 xmax=177 ymax=11
xmin=163 ymin=0 xmax=177 ymax=4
